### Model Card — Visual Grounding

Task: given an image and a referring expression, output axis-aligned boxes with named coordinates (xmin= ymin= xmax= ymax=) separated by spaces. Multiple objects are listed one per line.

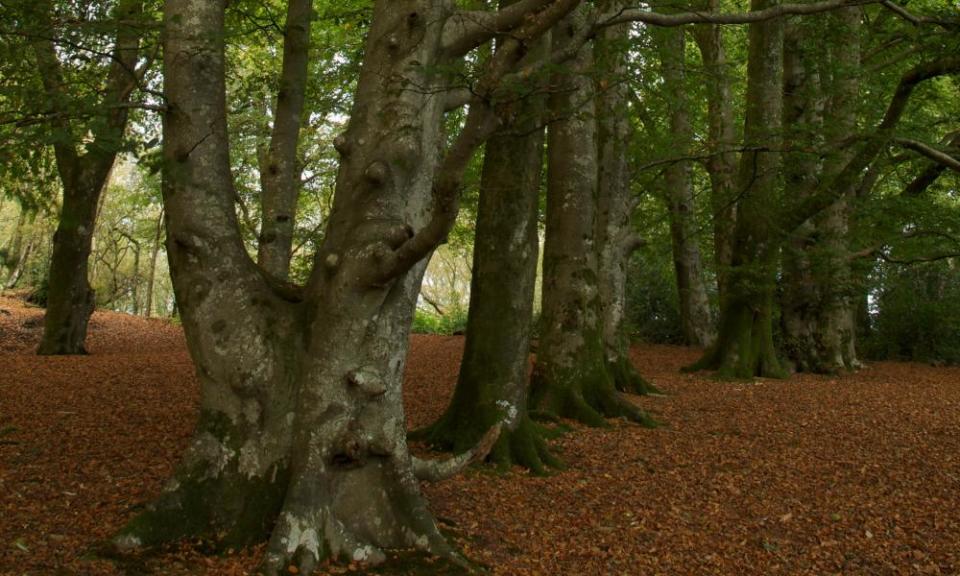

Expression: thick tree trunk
xmin=655 ymin=25 xmax=716 ymax=348
xmin=256 ymin=0 xmax=313 ymax=281
xmin=116 ymin=0 xmax=575 ymax=572
xmin=37 ymin=183 xmax=100 ymax=354
xmin=414 ymin=20 xmax=557 ymax=473
xmin=780 ymin=8 xmax=861 ymax=373
xmin=532 ymin=8 xmax=654 ymax=427
xmin=595 ymin=1 xmax=659 ymax=396
xmin=779 ymin=19 xmax=824 ymax=372
xmin=686 ymin=0 xmax=786 ymax=379
xmin=692 ymin=4 xmax=738 ymax=300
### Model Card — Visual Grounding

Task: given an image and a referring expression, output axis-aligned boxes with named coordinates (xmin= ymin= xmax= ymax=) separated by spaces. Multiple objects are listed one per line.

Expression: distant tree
xmin=7 ymin=0 xmax=153 ymax=354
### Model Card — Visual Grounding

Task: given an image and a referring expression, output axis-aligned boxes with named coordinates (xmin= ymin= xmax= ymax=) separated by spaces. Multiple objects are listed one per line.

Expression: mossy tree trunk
xmin=29 ymin=0 xmax=146 ymax=355
xmin=654 ymin=24 xmax=716 ymax=348
xmin=533 ymin=7 xmax=654 ymax=427
xmin=414 ymin=13 xmax=558 ymax=474
xmin=595 ymin=0 xmax=659 ymax=396
xmin=780 ymin=9 xmax=861 ymax=373
xmin=686 ymin=0 xmax=786 ymax=379
xmin=116 ymin=1 xmax=577 ymax=573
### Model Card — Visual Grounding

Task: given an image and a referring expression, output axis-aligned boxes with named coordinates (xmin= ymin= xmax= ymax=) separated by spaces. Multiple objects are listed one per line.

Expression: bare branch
xmin=879 ymin=0 xmax=960 ymax=28
xmin=442 ymin=0 xmax=555 ymax=57
xmin=894 ymin=137 xmax=960 ymax=173
xmin=600 ymin=0 xmax=878 ymax=27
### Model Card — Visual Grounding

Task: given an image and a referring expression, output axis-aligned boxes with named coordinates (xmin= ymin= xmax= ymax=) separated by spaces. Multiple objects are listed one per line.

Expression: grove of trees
xmin=1 ymin=0 xmax=958 ymax=573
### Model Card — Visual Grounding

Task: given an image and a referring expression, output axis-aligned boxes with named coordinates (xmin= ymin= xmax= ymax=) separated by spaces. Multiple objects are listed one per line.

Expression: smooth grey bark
xmin=31 ymin=0 xmax=145 ymax=355
xmin=256 ymin=0 xmax=313 ymax=281
xmin=414 ymin=18 xmax=557 ymax=473
xmin=117 ymin=1 xmax=577 ymax=573
xmin=692 ymin=1 xmax=738 ymax=300
xmin=654 ymin=25 xmax=716 ymax=348
xmin=595 ymin=1 xmax=659 ymax=395
xmin=532 ymin=7 xmax=654 ymax=427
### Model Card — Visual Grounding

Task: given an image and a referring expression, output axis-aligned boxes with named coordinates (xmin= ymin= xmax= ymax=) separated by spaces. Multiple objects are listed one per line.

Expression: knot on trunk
xmin=347 ymin=367 xmax=387 ymax=398
xmin=384 ymin=223 xmax=414 ymax=249
xmin=333 ymin=134 xmax=351 ymax=156
xmin=364 ymin=161 xmax=389 ymax=186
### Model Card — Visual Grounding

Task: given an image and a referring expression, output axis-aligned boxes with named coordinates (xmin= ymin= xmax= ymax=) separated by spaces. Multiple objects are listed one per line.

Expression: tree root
xmin=412 ymin=424 xmax=502 ymax=482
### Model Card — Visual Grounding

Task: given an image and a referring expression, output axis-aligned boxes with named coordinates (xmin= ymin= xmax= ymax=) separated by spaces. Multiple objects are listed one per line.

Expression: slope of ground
xmin=1 ymin=295 xmax=959 ymax=575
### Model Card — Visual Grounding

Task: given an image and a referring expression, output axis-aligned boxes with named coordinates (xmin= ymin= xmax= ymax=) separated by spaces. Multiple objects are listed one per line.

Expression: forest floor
xmin=1 ymin=295 xmax=959 ymax=576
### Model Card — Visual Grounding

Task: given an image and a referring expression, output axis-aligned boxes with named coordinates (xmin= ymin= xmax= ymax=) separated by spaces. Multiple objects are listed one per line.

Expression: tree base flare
xmin=413 ymin=411 xmax=562 ymax=476
xmin=608 ymin=355 xmax=662 ymax=396
xmin=531 ymin=361 xmax=658 ymax=429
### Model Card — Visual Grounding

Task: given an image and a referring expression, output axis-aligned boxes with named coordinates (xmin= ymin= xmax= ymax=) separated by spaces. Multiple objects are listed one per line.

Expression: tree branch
xmin=442 ymin=0 xmax=556 ymax=58
xmin=894 ymin=137 xmax=960 ymax=173
xmin=599 ymin=0 xmax=879 ymax=27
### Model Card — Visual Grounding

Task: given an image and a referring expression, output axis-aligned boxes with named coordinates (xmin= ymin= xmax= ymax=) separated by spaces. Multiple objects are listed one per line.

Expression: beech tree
xmin=12 ymin=0 xmax=153 ymax=354
xmin=414 ymin=3 xmax=557 ymax=473
xmin=113 ymin=0 xmax=580 ymax=572
xmin=255 ymin=0 xmax=314 ymax=281
xmin=688 ymin=3 xmax=960 ymax=378
xmin=652 ymin=23 xmax=716 ymax=348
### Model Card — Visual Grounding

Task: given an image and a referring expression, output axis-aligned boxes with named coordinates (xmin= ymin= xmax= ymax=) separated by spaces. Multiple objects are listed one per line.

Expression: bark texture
xmin=780 ymin=8 xmax=861 ymax=373
xmin=595 ymin=0 xmax=659 ymax=396
xmin=414 ymin=18 xmax=558 ymax=474
xmin=257 ymin=0 xmax=313 ymax=281
xmin=692 ymin=2 xmax=738 ymax=300
xmin=32 ymin=0 xmax=145 ymax=355
xmin=532 ymin=7 xmax=655 ymax=427
xmin=654 ymin=24 xmax=716 ymax=348
xmin=686 ymin=0 xmax=786 ymax=379
xmin=117 ymin=1 xmax=577 ymax=573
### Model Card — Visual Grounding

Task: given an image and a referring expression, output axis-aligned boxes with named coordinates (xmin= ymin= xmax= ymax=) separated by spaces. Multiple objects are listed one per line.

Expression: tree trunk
xmin=692 ymin=3 xmax=738 ymax=301
xmin=532 ymin=8 xmax=654 ymax=427
xmin=144 ymin=209 xmax=164 ymax=318
xmin=686 ymin=0 xmax=786 ymax=379
xmin=654 ymin=25 xmax=716 ymax=348
xmin=38 ymin=182 xmax=100 ymax=354
xmin=116 ymin=1 xmax=574 ymax=572
xmin=3 ymin=208 xmax=35 ymax=290
xmin=595 ymin=0 xmax=660 ymax=396
xmin=256 ymin=0 xmax=313 ymax=281
xmin=32 ymin=0 xmax=145 ymax=355
xmin=780 ymin=8 xmax=861 ymax=373
xmin=414 ymin=19 xmax=558 ymax=474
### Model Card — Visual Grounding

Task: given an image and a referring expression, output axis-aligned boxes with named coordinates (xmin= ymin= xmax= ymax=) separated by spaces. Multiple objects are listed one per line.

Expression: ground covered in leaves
xmin=1 ymin=294 xmax=959 ymax=575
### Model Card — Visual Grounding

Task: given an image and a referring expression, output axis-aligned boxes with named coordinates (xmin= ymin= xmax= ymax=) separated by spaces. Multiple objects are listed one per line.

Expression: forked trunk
xmin=32 ymin=0 xmax=145 ymax=355
xmin=116 ymin=1 xmax=545 ymax=572
xmin=692 ymin=3 xmax=737 ymax=300
xmin=780 ymin=9 xmax=861 ymax=373
xmin=533 ymin=8 xmax=654 ymax=427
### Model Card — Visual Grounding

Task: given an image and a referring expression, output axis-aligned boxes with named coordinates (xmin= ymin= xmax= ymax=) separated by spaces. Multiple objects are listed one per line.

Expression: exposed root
xmin=412 ymin=424 xmax=502 ymax=482
xmin=608 ymin=355 xmax=662 ymax=396
xmin=489 ymin=417 xmax=564 ymax=476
